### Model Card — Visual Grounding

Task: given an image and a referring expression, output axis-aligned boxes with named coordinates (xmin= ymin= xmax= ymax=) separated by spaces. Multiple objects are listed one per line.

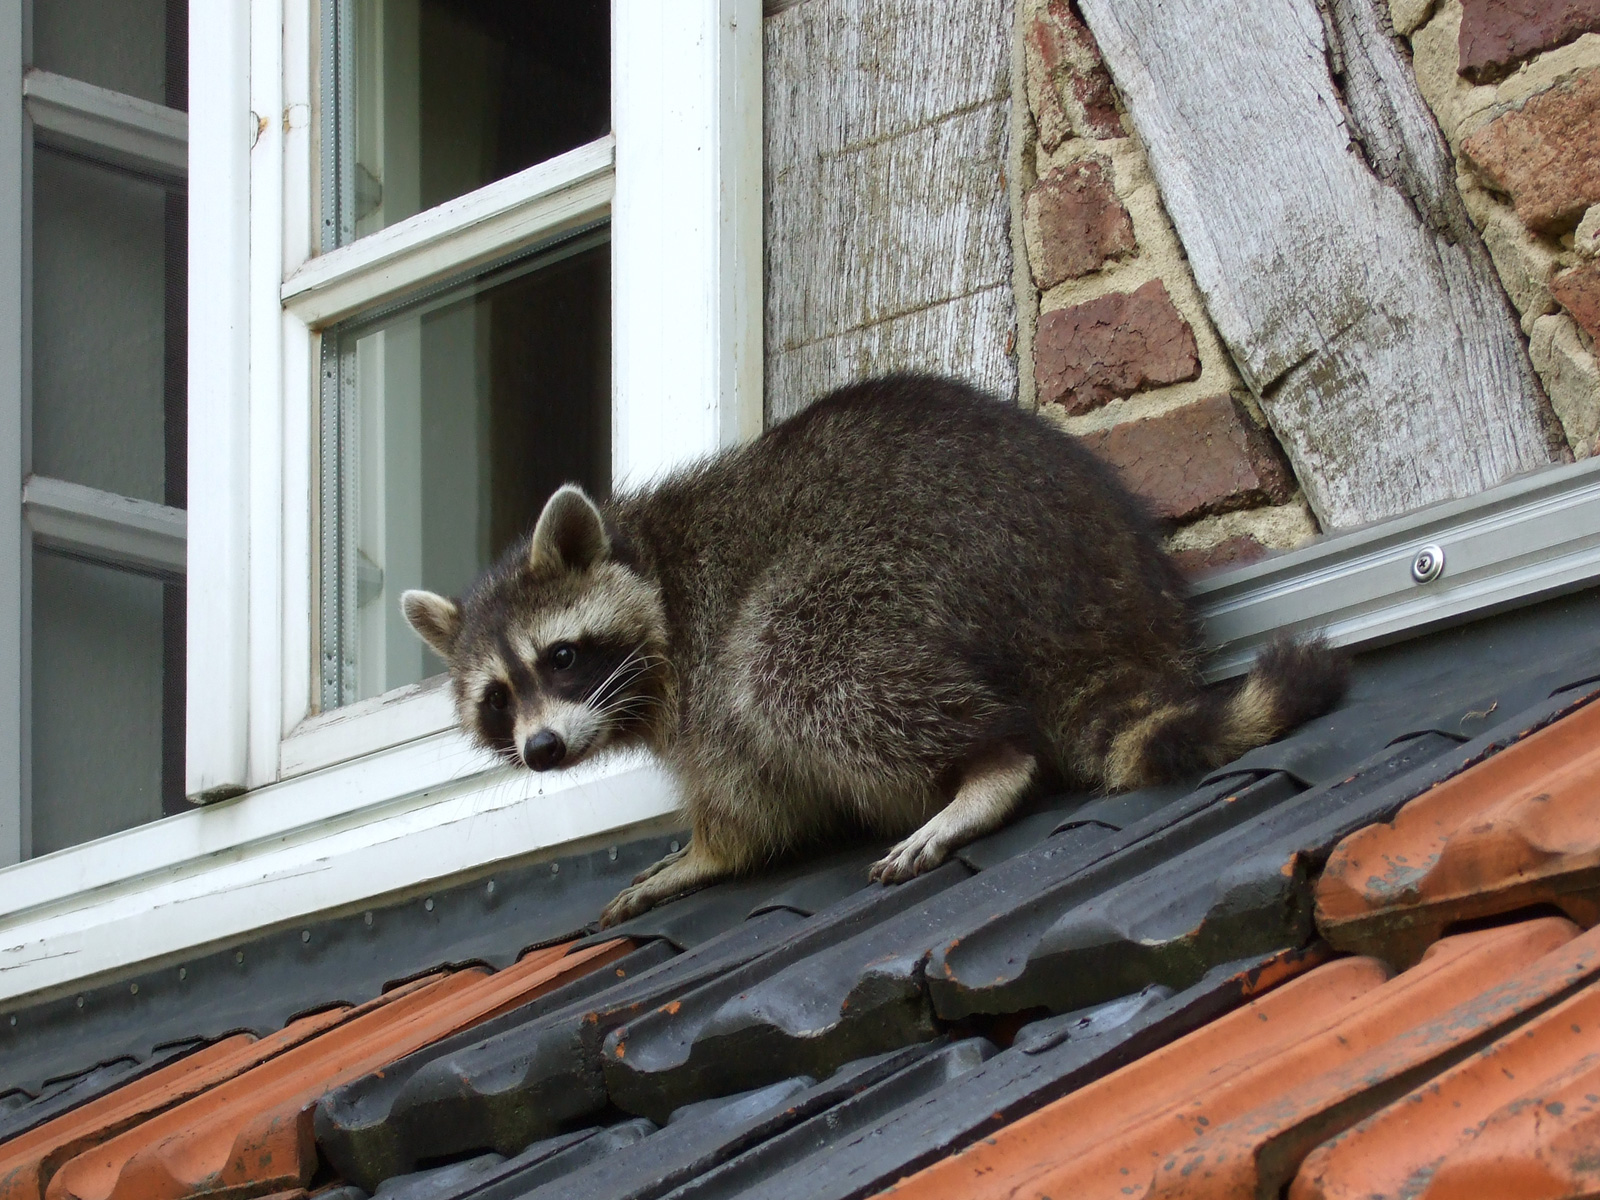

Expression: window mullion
xmin=184 ymin=0 xmax=252 ymax=802
xmin=22 ymin=475 xmax=185 ymax=577
xmin=22 ymin=69 xmax=186 ymax=183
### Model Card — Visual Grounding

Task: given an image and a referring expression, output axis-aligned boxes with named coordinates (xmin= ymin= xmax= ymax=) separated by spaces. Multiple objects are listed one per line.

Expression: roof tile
xmin=886 ymin=917 xmax=1589 ymax=1199
xmin=0 ymin=1014 xmax=347 ymax=1200
xmin=1318 ymin=697 xmax=1600 ymax=965
xmin=47 ymin=941 xmax=631 ymax=1200
xmin=313 ymin=918 xmax=798 ymax=1187
xmin=1293 ymin=971 xmax=1600 ymax=1199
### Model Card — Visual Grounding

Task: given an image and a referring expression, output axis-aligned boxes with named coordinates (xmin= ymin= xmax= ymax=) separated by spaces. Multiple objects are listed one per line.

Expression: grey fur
xmin=403 ymin=375 xmax=1345 ymax=925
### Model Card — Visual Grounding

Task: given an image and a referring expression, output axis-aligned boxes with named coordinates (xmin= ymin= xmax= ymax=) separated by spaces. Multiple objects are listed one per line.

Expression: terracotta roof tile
xmin=0 ymin=1014 xmax=346 ymax=1200
xmin=883 ymin=917 xmax=1589 ymax=1199
xmin=44 ymin=940 xmax=631 ymax=1200
xmin=1318 ymin=698 xmax=1600 ymax=965
xmin=1292 ymin=974 xmax=1600 ymax=1199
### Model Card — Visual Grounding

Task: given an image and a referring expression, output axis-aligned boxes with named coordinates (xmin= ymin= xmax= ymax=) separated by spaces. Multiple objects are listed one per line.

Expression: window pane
xmin=32 ymin=0 xmax=187 ymax=110
xmin=32 ymin=148 xmax=186 ymax=506
xmin=326 ymin=0 xmax=608 ymax=245
xmin=31 ymin=550 xmax=184 ymax=856
xmin=321 ymin=232 xmax=610 ymax=706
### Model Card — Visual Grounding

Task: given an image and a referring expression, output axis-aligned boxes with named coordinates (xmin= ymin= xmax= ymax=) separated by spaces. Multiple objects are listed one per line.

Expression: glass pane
xmin=32 ymin=0 xmax=186 ymax=110
xmin=32 ymin=148 xmax=186 ymax=506
xmin=327 ymin=0 xmax=608 ymax=245
xmin=321 ymin=232 xmax=610 ymax=706
xmin=31 ymin=550 xmax=183 ymax=856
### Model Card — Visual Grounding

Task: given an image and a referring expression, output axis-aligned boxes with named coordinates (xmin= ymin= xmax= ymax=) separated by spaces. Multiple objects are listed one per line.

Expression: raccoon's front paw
xmin=630 ymin=844 xmax=688 ymax=886
xmin=869 ymin=829 xmax=950 ymax=885
xmin=599 ymin=881 xmax=657 ymax=928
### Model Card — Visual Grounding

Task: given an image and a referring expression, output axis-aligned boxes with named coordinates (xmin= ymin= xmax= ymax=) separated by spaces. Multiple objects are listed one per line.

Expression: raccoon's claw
xmin=869 ymin=832 xmax=950 ymax=885
xmin=599 ymin=883 xmax=652 ymax=928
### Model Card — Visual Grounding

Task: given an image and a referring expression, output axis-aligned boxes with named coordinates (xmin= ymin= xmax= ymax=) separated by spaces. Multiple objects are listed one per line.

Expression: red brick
xmin=1552 ymin=259 xmax=1600 ymax=340
xmin=1462 ymin=68 xmax=1600 ymax=233
xmin=1459 ymin=0 xmax=1600 ymax=82
xmin=1024 ymin=159 xmax=1137 ymax=289
xmin=1168 ymin=534 xmax=1271 ymax=577
xmin=1025 ymin=0 xmax=1122 ymax=151
xmin=1076 ymin=395 xmax=1295 ymax=522
xmin=1035 ymin=279 xmax=1200 ymax=414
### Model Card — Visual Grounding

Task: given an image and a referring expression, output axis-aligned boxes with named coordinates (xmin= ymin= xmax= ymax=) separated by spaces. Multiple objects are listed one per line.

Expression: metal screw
xmin=424 ymin=897 xmax=435 ymax=912
xmin=1410 ymin=543 xmax=1445 ymax=584
xmin=8 ymin=1015 xmax=15 ymax=1026
xmin=75 ymin=996 xmax=84 ymax=1009
xmin=670 ymin=840 xmax=681 ymax=854
xmin=608 ymin=846 xmax=618 ymax=861
xmin=235 ymin=951 xmax=245 ymax=966
xmin=485 ymin=879 xmax=496 ymax=896
xmin=129 ymin=983 xmax=139 ymax=995
xmin=364 ymin=911 xmax=374 ymax=926
xmin=551 ymin=862 xmax=560 ymax=875
xmin=178 ymin=967 xmax=187 ymax=981
xmin=301 ymin=930 xmax=311 ymax=943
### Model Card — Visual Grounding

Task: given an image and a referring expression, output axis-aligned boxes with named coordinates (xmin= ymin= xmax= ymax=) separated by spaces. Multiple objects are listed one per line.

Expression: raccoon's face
xmin=401 ymin=485 xmax=671 ymax=772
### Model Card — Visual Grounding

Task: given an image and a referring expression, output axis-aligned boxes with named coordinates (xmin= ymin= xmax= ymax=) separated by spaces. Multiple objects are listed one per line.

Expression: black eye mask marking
xmin=540 ymin=636 xmax=648 ymax=707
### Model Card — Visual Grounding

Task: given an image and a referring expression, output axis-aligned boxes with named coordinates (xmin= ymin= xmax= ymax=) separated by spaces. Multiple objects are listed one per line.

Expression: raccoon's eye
xmin=482 ymin=683 xmax=511 ymax=711
xmin=549 ymin=644 xmax=577 ymax=671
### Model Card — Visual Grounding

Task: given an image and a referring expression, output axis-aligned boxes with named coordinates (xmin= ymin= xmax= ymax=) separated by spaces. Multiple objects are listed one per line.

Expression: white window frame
xmin=0 ymin=0 xmax=763 ymax=1003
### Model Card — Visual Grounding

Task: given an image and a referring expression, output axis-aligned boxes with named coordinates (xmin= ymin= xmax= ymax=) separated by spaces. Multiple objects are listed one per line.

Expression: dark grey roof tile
xmin=316 ymin=910 xmax=807 ymax=1190
xmin=600 ymin=862 xmax=969 ymax=1123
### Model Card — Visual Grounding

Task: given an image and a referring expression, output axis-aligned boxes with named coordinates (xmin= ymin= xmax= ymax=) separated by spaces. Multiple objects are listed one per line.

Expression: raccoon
xmin=402 ymin=374 xmax=1347 ymax=927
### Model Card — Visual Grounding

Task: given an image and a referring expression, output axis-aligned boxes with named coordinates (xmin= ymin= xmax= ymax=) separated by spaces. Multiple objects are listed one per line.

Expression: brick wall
xmin=1401 ymin=0 xmax=1600 ymax=458
xmin=1015 ymin=0 xmax=1317 ymax=575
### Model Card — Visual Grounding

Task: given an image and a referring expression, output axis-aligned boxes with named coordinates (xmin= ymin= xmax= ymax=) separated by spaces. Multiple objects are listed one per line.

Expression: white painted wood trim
xmin=246 ymin=0 xmax=288 ymax=791
xmin=22 ymin=475 xmax=186 ymax=576
xmin=1196 ymin=456 xmax=1600 ymax=679
xmin=611 ymin=0 xmax=764 ymax=489
xmin=185 ymin=2 xmax=253 ymax=801
xmin=279 ymin=673 xmax=454 ymax=776
xmin=0 ymin=755 xmax=681 ymax=1003
xmin=280 ymin=136 xmax=615 ymax=327
xmin=23 ymin=69 xmax=187 ymax=182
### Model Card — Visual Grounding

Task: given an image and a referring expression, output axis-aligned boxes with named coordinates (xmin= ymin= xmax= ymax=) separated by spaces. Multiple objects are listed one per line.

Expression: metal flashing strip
xmin=23 ymin=69 xmax=187 ymax=183
xmin=1195 ymin=455 xmax=1600 ymax=679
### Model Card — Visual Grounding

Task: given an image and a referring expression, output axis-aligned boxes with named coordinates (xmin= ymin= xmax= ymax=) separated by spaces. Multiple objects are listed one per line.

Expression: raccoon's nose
xmin=523 ymin=730 xmax=566 ymax=771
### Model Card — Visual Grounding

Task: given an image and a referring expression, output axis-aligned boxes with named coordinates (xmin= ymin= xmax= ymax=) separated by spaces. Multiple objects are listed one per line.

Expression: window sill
xmin=0 ymin=744 xmax=677 ymax=1003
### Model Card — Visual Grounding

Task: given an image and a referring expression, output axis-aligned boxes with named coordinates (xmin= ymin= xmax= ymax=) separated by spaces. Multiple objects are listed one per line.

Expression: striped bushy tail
xmin=1107 ymin=636 xmax=1349 ymax=788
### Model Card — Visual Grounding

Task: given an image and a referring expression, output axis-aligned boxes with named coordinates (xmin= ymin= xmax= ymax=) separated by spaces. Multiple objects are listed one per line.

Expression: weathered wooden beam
xmin=763 ymin=0 xmax=1018 ymax=420
xmin=1076 ymin=0 xmax=1565 ymax=528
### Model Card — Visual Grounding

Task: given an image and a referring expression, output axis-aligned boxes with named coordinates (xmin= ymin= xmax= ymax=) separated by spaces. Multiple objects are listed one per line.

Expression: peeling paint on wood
xmin=764 ymin=0 xmax=1018 ymax=420
xmin=1076 ymin=0 xmax=1565 ymax=528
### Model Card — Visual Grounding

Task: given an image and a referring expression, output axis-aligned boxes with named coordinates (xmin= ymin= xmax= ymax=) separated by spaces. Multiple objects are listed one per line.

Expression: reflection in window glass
xmin=321 ymin=232 xmax=610 ymax=706
xmin=32 ymin=0 xmax=185 ymax=108
xmin=31 ymin=551 xmax=184 ymax=855
xmin=327 ymin=0 xmax=609 ymax=246
xmin=32 ymin=148 xmax=186 ymax=506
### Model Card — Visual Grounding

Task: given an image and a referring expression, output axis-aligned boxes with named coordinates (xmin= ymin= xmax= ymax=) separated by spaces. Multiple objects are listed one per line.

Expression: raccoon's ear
xmin=530 ymin=485 xmax=610 ymax=572
xmin=401 ymin=590 xmax=461 ymax=658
